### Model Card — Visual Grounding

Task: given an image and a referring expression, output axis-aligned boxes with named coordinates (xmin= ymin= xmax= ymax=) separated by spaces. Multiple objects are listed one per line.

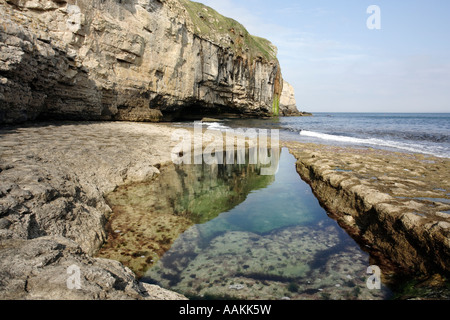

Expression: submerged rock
xmin=96 ymin=150 xmax=276 ymax=278
xmin=145 ymin=224 xmax=390 ymax=300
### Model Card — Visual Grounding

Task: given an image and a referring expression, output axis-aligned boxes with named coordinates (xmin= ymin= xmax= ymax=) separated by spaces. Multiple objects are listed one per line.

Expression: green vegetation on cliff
xmin=180 ymin=0 xmax=277 ymax=62
xmin=272 ymin=93 xmax=280 ymax=116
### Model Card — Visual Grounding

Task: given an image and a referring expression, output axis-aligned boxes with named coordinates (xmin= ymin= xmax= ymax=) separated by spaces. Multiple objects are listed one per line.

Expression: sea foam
xmin=299 ymin=130 xmax=449 ymax=158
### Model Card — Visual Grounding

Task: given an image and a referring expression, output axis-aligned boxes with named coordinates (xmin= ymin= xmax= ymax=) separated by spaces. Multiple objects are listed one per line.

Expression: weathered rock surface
xmin=0 ymin=120 xmax=258 ymax=299
xmin=0 ymin=235 xmax=186 ymax=300
xmin=285 ymin=141 xmax=450 ymax=277
xmin=279 ymin=80 xmax=312 ymax=117
xmin=0 ymin=0 xmax=288 ymax=124
xmin=0 ymin=121 xmax=188 ymax=299
xmin=0 ymin=122 xmax=176 ymax=254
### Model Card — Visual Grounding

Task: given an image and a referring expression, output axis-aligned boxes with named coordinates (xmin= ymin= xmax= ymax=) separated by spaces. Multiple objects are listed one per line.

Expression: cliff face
xmin=279 ymin=80 xmax=300 ymax=116
xmin=0 ymin=0 xmax=289 ymax=124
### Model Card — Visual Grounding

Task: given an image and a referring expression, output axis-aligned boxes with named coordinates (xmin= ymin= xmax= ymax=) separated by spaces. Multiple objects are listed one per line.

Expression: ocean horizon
xmin=186 ymin=112 xmax=450 ymax=159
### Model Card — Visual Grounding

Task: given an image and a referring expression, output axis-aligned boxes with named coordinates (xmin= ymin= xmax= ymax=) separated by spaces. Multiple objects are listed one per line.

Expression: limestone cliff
xmin=279 ymin=80 xmax=312 ymax=117
xmin=0 ymin=0 xmax=290 ymax=123
xmin=279 ymin=80 xmax=299 ymax=116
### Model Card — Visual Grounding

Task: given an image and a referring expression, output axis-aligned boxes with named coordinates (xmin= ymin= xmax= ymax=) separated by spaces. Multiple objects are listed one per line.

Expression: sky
xmin=198 ymin=0 xmax=450 ymax=113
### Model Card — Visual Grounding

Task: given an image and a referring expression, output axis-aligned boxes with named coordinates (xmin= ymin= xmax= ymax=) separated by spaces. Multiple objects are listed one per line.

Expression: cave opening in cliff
xmin=161 ymin=104 xmax=245 ymax=122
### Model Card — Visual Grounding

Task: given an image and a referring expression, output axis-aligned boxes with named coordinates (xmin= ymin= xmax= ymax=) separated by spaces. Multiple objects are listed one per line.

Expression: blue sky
xmin=198 ymin=0 xmax=450 ymax=113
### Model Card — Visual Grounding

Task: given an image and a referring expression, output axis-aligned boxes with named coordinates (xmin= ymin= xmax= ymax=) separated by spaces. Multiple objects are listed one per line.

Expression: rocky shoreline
xmin=285 ymin=141 xmax=450 ymax=278
xmin=0 ymin=121 xmax=188 ymax=299
xmin=0 ymin=121 xmax=449 ymax=300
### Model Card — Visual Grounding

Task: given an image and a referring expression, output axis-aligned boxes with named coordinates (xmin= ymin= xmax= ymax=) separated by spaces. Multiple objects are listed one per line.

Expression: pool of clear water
xmin=142 ymin=148 xmax=393 ymax=300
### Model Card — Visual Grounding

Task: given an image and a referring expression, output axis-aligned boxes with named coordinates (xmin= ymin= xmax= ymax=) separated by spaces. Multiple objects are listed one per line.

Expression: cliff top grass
xmin=180 ymin=0 xmax=277 ymax=62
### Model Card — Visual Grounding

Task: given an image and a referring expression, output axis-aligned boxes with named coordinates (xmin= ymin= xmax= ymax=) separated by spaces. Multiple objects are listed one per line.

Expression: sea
xmin=183 ymin=113 xmax=450 ymax=159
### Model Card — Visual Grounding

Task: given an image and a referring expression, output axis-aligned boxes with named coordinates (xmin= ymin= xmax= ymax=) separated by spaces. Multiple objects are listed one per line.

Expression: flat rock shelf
xmin=99 ymin=146 xmax=450 ymax=300
xmin=1 ymin=121 xmax=449 ymax=300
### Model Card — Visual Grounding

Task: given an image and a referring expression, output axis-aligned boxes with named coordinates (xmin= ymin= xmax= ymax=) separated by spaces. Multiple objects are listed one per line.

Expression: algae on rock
xmin=97 ymin=158 xmax=275 ymax=278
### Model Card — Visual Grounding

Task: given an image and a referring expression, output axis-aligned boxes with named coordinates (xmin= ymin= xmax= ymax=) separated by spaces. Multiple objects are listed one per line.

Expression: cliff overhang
xmin=0 ymin=0 xmax=300 ymax=124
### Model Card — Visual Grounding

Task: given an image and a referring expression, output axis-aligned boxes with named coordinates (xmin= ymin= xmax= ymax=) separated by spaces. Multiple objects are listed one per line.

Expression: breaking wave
xmin=299 ymin=130 xmax=449 ymax=158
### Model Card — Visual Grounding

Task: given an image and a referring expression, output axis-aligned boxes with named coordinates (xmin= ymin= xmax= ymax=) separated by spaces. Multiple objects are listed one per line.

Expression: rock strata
xmin=0 ymin=0 xmax=290 ymax=124
xmin=285 ymin=141 xmax=450 ymax=277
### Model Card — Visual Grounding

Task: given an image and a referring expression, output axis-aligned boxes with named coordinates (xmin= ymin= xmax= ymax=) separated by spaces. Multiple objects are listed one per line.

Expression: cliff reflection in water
xmin=171 ymin=147 xmax=280 ymax=225
xmin=143 ymin=148 xmax=392 ymax=300
xmin=97 ymin=147 xmax=280 ymax=278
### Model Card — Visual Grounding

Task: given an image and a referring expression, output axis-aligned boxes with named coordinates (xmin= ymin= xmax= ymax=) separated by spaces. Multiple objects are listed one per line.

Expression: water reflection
xmin=142 ymin=148 xmax=393 ymax=300
xmin=98 ymin=147 xmax=280 ymax=277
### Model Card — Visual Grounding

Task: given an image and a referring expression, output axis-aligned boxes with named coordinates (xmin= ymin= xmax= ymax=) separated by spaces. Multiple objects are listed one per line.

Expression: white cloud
xmin=190 ymin=0 xmax=450 ymax=113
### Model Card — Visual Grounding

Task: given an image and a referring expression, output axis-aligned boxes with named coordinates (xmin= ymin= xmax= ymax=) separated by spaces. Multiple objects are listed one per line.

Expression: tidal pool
xmin=136 ymin=148 xmax=393 ymax=300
